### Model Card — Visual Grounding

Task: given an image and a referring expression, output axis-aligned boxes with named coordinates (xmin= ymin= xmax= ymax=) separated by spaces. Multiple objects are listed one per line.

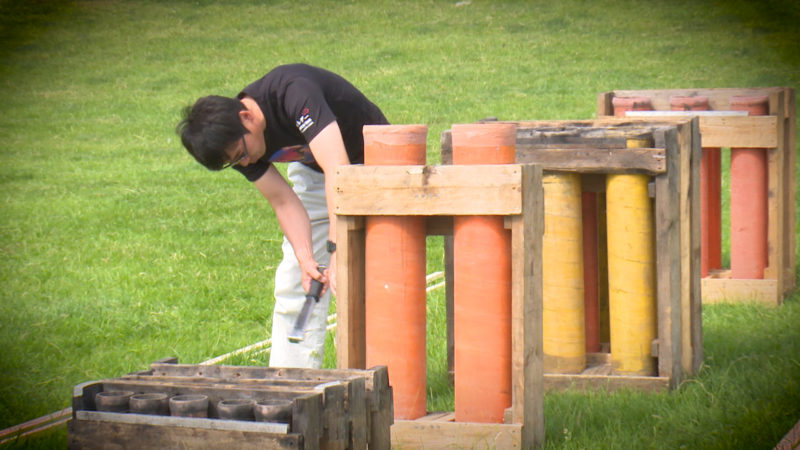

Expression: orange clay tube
xmin=451 ymin=123 xmax=516 ymax=423
xmin=363 ymin=124 xmax=428 ymax=420
xmin=582 ymin=192 xmax=600 ymax=353
xmin=729 ymin=95 xmax=769 ymax=279
xmin=670 ymin=95 xmax=721 ymax=277
xmin=612 ymin=96 xmax=652 ymax=117
xmin=606 ymin=172 xmax=657 ymax=376
xmin=543 ymin=173 xmax=586 ymax=373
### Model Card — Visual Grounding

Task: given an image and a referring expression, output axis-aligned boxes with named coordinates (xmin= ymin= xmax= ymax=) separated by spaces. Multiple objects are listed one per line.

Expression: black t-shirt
xmin=234 ymin=64 xmax=389 ymax=181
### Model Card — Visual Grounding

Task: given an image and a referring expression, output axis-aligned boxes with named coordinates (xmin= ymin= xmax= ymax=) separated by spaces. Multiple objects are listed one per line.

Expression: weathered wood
xmin=701 ymin=277 xmax=780 ymax=305
xmin=515 ymin=147 xmax=665 ymax=174
xmin=391 ymin=419 xmax=523 ymax=449
xmin=653 ymin=128 xmax=682 ymax=387
xmin=335 ymin=215 xmax=366 ymax=369
xmin=543 ymin=373 xmax=670 ymax=392
xmin=71 ymin=362 xmax=392 ymax=449
xmin=67 ymin=417 xmax=301 ymax=450
xmin=148 ymin=363 xmax=380 ymax=385
xmin=293 ymin=393 xmax=323 ymax=450
xmin=334 ymin=164 xmax=524 ymax=216
xmin=684 ymin=117 xmax=704 ymax=375
xmin=343 ymin=377 xmax=367 ymax=450
xmin=782 ymin=89 xmax=796 ymax=295
xmin=509 ymin=164 xmax=544 ymax=449
xmin=74 ymin=410 xmax=289 ymax=434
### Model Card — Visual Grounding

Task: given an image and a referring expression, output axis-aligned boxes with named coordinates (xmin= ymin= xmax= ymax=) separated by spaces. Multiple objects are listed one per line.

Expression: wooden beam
xmin=336 ymin=215 xmax=366 ymax=369
xmin=701 ymin=278 xmax=780 ymax=306
xmin=515 ymin=147 xmax=665 ymax=174
xmin=510 ymin=164 xmax=544 ymax=449
xmin=391 ymin=419 xmax=522 ymax=449
xmin=543 ymin=373 xmax=670 ymax=392
xmin=653 ymin=128 xmax=681 ymax=386
xmin=334 ymin=165 xmax=524 ymax=216
xmin=602 ymin=87 xmax=789 ymax=111
xmin=696 ymin=115 xmax=777 ymax=148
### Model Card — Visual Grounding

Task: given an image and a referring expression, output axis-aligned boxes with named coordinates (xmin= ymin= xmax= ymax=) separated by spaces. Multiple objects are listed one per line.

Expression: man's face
xmin=225 ymin=113 xmax=267 ymax=168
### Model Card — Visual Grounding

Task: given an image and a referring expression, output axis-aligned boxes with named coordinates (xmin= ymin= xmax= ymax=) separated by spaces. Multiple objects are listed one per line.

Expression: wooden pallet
xmin=598 ymin=87 xmax=796 ymax=305
xmin=68 ymin=359 xmax=392 ymax=449
xmin=333 ymin=163 xmax=545 ymax=448
xmin=441 ymin=118 xmax=702 ymax=392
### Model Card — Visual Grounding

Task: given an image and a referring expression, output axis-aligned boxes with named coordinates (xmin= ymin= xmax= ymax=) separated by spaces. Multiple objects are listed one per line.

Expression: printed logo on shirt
xmin=296 ymin=107 xmax=314 ymax=133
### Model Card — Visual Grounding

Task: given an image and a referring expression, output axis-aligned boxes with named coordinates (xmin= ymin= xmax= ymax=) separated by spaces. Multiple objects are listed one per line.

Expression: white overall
xmin=269 ymin=162 xmax=332 ymax=368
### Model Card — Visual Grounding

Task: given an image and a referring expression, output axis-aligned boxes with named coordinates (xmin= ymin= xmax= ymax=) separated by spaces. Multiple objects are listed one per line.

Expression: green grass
xmin=0 ymin=0 xmax=799 ymax=448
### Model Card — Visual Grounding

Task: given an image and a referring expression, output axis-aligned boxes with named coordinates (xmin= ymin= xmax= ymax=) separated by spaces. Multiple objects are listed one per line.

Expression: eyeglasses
xmin=221 ymin=136 xmax=248 ymax=169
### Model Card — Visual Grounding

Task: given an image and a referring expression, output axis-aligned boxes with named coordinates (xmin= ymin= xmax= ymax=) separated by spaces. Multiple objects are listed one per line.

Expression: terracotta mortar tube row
xmin=729 ymin=95 xmax=769 ymax=279
xmin=363 ymin=124 xmax=428 ymax=420
xmin=451 ymin=123 xmax=515 ymax=423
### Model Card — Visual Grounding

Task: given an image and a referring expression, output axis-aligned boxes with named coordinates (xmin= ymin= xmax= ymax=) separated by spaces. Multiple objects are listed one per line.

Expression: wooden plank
xmin=369 ymin=384 xmax=394 ymax=450
xmin=391 ymin=420 xmax=522 ymax=449
xmin=121 ymin=374 xmax=331 ymax=389
xmin=318 ymin=383 xmax=347 ymax=450
xmin=147 ymin=363 xmax=376 ymax=385
xmin=74 ymin=410 xmax=289 ymax=434
xmin=622 ymin=115 xmax=778 ymax=148
xmin=343 ymin=377 xmax=368 ymax=450
xmin=685 ymin=118 xmax=704 ymax=374
xmin=701 ymin=278 xmax=780 ymax=305
xmin=510 ymin=164 xmax=544 ymax=449
xmin=334 ymin=165 xmax=523 ymax=216
xmin=515 ymin=147 xmax=665 ymax=174
xmin=653 ymin=128 xmax=681 ymax=386
xmin=766 ymin=90 xmax=785 ymax=291
xmin=543 ymin=373 xmax=670 ymax=392
xmin=696 ymin=115 xmax=777 ymax=148
xmin=293 ymin=393 xmax=323 ymax=450
xmin=67 ymin=417 xmax=301 ymax=450
xmin=336 ymin=215 xmax=366 ymax=369
xmin=783 ymin=88 xmax=796 ymax=295
xmin=601 ymin=87 xmax=788 ymax=111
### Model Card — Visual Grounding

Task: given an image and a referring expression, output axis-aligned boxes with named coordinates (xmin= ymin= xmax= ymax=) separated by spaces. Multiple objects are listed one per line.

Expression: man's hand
xmin=299 ymin=260 xmax=328 ymax=296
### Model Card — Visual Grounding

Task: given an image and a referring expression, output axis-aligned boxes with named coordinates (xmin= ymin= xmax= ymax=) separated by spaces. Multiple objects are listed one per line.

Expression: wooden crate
xmin=333 ymin=163 xmax=545 ymax=449
xmin=598 ymin=87 xmax=796 ymax=305
xmin=441 ymin=118 xmax=702 ymax=392
xmin=68 ymin=359 xmax=393 ymax=449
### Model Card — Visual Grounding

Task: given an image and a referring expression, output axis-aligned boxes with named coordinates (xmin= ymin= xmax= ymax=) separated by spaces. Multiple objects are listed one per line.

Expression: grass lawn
xmin=1 ymin=0 xmax=799 ymax=448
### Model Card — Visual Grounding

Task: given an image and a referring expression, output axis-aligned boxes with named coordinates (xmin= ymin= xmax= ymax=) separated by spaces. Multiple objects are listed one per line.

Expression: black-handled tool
xmin=287 ymin=266 xmax=326 ymax=343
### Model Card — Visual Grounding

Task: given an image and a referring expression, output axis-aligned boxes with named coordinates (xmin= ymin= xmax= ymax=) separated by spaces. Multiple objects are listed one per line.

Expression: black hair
xmin=176 ymin=95 xmax=247 ymax=171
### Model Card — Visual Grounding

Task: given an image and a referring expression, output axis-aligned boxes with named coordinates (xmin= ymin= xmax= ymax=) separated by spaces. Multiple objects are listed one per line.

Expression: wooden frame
xmin=68 ymin=359 xmax=392 ymax=450
xmin=441 ymin=118 xmax=702 ymax=392
xmin=333 ymin=163 xmax=545 ymax=449
xmin=598 ymin=87 xmax=796 ymax=305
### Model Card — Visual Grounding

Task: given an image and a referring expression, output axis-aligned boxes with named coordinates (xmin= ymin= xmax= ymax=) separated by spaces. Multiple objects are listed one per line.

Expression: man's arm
xmin=252 ymin=167 xmax=324 ymax=293
xmin=307 ymin=121 xmax=350 ymax=295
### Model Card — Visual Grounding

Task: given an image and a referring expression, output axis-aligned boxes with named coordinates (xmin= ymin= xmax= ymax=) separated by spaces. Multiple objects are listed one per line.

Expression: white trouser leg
xmin=269 ymin=163 xmax=331 ymax=369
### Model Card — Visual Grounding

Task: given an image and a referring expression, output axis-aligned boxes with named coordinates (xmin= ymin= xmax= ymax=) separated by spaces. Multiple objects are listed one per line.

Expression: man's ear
xmin=238 ymin=107 xmax=254 ymax=126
